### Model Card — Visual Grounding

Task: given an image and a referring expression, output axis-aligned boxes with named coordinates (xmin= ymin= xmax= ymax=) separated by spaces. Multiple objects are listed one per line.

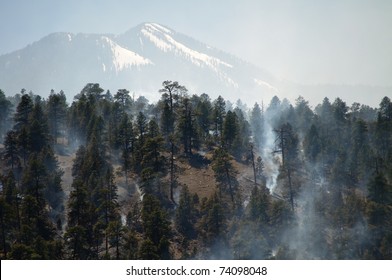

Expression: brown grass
xmin=176 ymin=156 xmax=216 ymax=199
xmin=57 ymin=152 xmax=76 ymax=197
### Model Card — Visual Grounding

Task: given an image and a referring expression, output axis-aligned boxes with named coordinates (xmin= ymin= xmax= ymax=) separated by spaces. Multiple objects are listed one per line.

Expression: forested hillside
xmin=0 ymin=82 xmax=391 ymax=259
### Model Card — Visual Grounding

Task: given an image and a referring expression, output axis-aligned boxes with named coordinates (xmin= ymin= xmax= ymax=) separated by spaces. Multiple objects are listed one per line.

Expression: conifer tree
xmin=223 ymin=110 xmax=238 ymax=149
xmin=177 ymin=96 xmax=197 ymax=154
xmin=11 ymin=154 xmax=59 ymax=259
xmin=0 ymin=173 xmax=20 ymax=258
xmin=142 ymin=119 xmax=165 ymax=172
xmin=274 ymin=123 xmax=299 ymax=211
xmin=13 ymin=93 xmax=33 ymax=131
xmin=233 ymin=107 xmax=251 ymax=159
xmin=303 ymin=124 xmax=322 ymax=162
xmin=141 ymin=194 xmax=171 ymax=259
xmin=3 ymin=130 xmax=21 ymax=173
xmin=47 ymin=90 xmax=67 ymax=145
xmin=65 ymin=178 xmax=92 ymax=259
xmin=194 ymin=93 xmax=212 ymax=143
xmin=250 ymin=102 xmax=263 ymax=148
xmin=175 ymin=186 xmax=198 ymax=238
xmin=98 ymin=169 xmax=120 ymax=258
xmin=0 ymin=89 xmax=12 ymax=140
xmin=159 ymin=80 xmax=187 ymax=114
xmin=294 ymin=96 xmax=314 ymax=134
xmin=114 ymin=89 xmax=132 ymax=115
xmin=28 ymin=101 xmax=51 ymax=153
xmin=213 ymin=96 xmax=226 ymax=142
xmin=211 ymin=147 xmax=238 ymax=205
xmin=199 ymin=193 xmax=225 ymax=245
xmin=107 ymin=220 xmax=125 ymax=259
xmin=365 ymin=172 xmax=392 ymax=258
xmin=375 ymin=97 xmax=392 ymax=162
xmin=118 ymin=114 xmax=134 ymax=188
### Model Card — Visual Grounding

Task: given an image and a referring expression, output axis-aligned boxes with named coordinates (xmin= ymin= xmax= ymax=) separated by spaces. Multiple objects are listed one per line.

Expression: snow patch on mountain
xmin=101 ymin=36 xmax=152 ymax=72
xmin=163 ymin=33 xmax=233 ymax=69
xmin=141 ymin=26 xmax=172 ymax=52
xmin=145 ymin=23 xmax=172 ymax=34
xmin=0 ymin=22 xmax=287 ymax=104
xmin=254 ymin=78 xmax=279 ymax=93
xmin=140 ymin=23 xmax=233 ymax=72
xmin=220 ymin=74 xmax=239 ymax=89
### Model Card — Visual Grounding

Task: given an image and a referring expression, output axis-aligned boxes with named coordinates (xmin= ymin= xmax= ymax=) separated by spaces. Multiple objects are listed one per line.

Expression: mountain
xmin=0 ymin=23 xmax=278 ymax=102
xmin=0 ymin=22 xmax=390 ymax=106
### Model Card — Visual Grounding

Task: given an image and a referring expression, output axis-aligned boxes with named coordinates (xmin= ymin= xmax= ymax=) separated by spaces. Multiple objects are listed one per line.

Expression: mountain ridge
xmin=0 ymin=22 xmax=390 ymax=107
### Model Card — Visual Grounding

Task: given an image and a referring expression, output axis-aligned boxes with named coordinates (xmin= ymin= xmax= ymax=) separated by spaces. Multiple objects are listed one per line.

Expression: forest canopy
xmin=0 ymin=83 xmax=391 ymax=260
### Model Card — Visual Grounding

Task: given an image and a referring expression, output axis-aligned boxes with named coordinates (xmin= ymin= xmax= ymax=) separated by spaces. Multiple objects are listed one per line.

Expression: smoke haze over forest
xmin=0 ymin=1 xmax=392 ymax=261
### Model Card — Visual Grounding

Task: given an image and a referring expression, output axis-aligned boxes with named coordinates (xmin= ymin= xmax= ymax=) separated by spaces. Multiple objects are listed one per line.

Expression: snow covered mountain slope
xmin=0 ymin=22 xmax=390 ymax=106
xmin=0 ymin=23 xmax=280 ymax=103
xmin=116 ymin=23 xmax=281 ymax=98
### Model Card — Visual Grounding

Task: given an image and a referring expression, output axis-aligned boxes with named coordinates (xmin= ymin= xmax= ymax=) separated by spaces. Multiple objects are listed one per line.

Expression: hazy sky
xmin=1 ymin=0 xmax=391 ymax=87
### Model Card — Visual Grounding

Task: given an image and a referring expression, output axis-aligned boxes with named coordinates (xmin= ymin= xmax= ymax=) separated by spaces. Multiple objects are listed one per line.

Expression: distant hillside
xmin=1 ymin=22 xmax=390 ymax=107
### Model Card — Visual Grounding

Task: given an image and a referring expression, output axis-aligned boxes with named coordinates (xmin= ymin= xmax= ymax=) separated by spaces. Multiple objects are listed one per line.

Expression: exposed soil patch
xmin=57 ymin=152 xmax=76 ymax=198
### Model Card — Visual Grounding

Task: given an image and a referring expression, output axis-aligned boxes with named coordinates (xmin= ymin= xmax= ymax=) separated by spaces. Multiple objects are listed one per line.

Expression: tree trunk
xmin=225 ymin=165 xmax=235 ymax=205
xmin=0 ymin=209 xmax=7 ymax=258
xmin=287 ymin=167 xmax=294 ymax=212
xmin=250 ymin=145 xmax=257 ymax=188
xmin=170 ymin=141 xmax=175 ymax=203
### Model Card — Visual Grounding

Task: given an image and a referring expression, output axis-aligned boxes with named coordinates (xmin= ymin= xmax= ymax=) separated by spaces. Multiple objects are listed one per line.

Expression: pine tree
xmin=97 ymin=169 xmax=120 ymax=258
xmin=303 ymin=124 xmax=322 ymax=162
xmin=0 ymin=173 xmax=20 ymax=258
xmin=123 ymin=230 xmax=139 ymax=259
xmin=294 ymin=96 xmax=314 ymax=134
xmin=250 ymin=102 xmax=263 ymax=148
xmin=107 ymin=220 xmax=125 ymax=259
xmin=332 ymin=97 xmax=349 ymax=146
xmin=141 ymin=194 xmax=171 ymax=259
xmin=114 ymin=89 xmax=132 ymax=116
xmin=169 ymin=134 xmax=179 ymax=202
xmin=177 ymin=96 xmax=197 ymax=154
xmin=13 ymin=93 xmax=33 ymax=131
xmin=12 ymin=154 xmax=59 ymax=259
xmin=211 ymin=147 xmax=238 ymax=205
xmin=348 ymin=119 xmax=371 ymax=185
xmin=233 ymin=107 xmax=251 ymax=159
xmin=66 ymin=167 xmax=99 ymax=259
xmin=194 ymin=93 xmax=212 ymax=143
xmin=199 ymin=193 xmax=225 ymax=245
xmin=142 ymin=119 xmax=165 ymax=172
xmin=248 ymin=185 xmax=270 ymax=224
xmin=28 ymin=101 xmax=51 ymax=153
xmin=159 ymin=80 xmax=187 ymax=114
xmin=82 ymin=83 xmax=104 ymax=103
xmin=175 ymin=186 xmax=198 ymax=238
xmin=3 ymin=130 xmax=21 ymax=173
xmin=47 ymin=90 xmax=67 ymax=145
xmin=65 ymin=130 xmax=115 ymax=259
xmin=256 ymin=156 xmax=264 ymax=179
xmin=0 ymin=89 xmax=13 ymax=141
xmin=136 ymin=112 xmax=148 ymax=149
xmin=118 ymin=114 xmax=134 ymax=188
xmin=160 ymin=101 xmax=173 ymax=138
xmin=213 ymin=96 xmax=226 ymax=142
xmin=223 ymin=110 xmax=238 ymax=149
xmin=365 ymin=172 xmax=392 ymax=259
xmin=274 ymin=123 xmax=299 ymax=211
xmin=65 ymin=175 xmax=96 ymax=259
xmin=375 ymin=97 xmax=392 ymax=162
xmin=39 ymin=146 xmax=64 ymax=217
